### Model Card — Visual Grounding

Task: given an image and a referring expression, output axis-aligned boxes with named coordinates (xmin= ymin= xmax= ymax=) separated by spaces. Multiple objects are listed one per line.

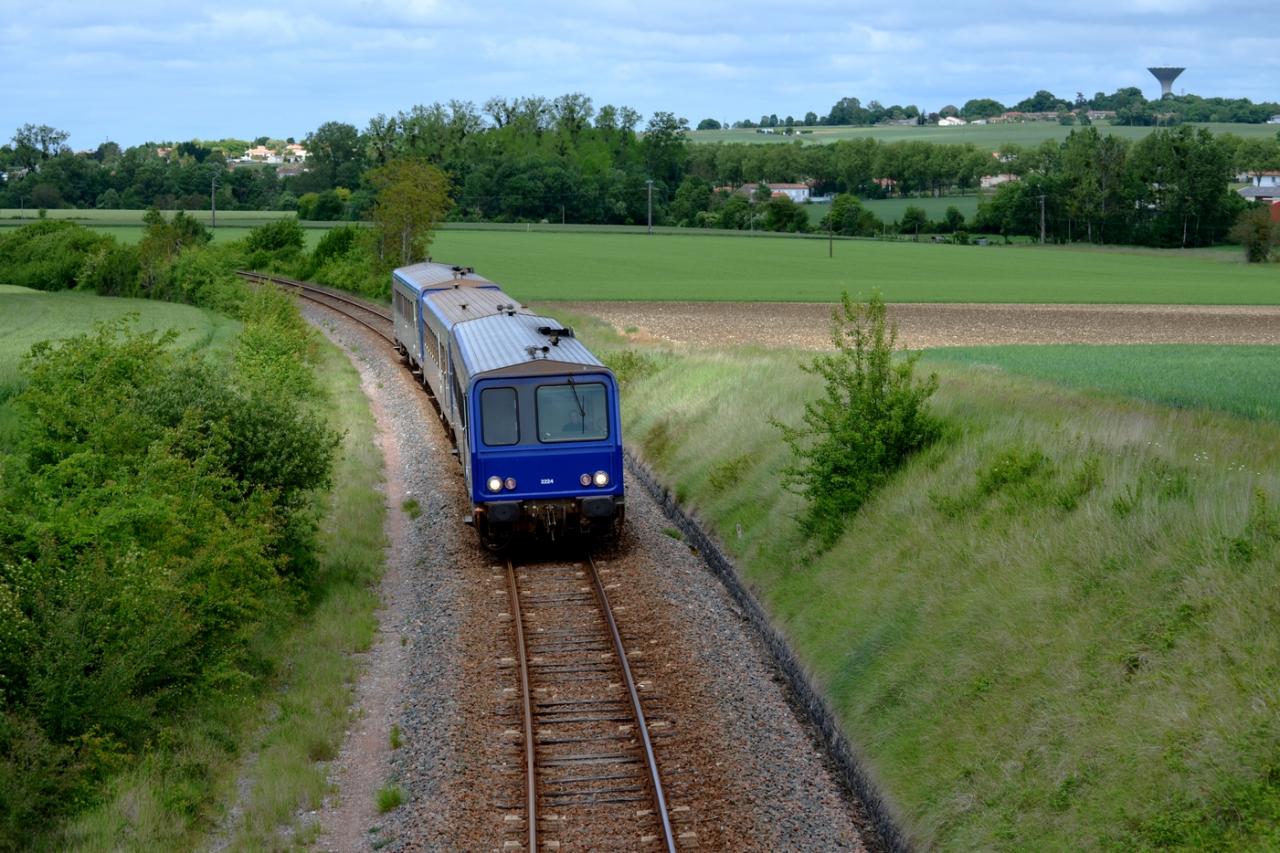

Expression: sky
xmin=2 ymin=0 xmax=1277 ymax=149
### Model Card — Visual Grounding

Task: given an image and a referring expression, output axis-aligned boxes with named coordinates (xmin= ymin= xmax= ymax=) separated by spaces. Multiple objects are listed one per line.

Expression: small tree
xmin=366 ymin=157 xmax=451 ymax=267
xmin=774 ymin=291 xmax=941 ymax=546
xmin=901 ymin=205 xmax=927 ymax=240
xmin=1229 ymin=206 xmax=1279 ymax=263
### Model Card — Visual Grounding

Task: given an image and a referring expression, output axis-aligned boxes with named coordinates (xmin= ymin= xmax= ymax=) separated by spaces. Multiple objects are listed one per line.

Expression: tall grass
xmin=605 ymin=335 xmax=1280 ymax=850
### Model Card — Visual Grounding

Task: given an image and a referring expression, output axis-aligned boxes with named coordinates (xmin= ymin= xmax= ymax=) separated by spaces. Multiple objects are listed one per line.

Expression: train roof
xmin=424 ymin=286 xmax=530 ymax=328
xmin=453 ymin=312 xmax=606 ymax=385
xmin=393 ymin=260 xmax=499 ymax=293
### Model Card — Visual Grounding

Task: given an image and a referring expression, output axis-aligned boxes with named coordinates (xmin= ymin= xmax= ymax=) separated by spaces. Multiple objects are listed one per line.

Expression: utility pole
xmin=645 ymin=179 xmax=653 ymax=235
xmin=1039 ymin=193 xmax=1046 ymax=245
xmin=211 ymin=173 xmax=219 ymax=229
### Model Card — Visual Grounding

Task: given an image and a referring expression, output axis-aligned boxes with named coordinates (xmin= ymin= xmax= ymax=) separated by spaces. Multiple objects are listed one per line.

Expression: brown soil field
xmin=544 ymin=302 xmax=1280 ymax=350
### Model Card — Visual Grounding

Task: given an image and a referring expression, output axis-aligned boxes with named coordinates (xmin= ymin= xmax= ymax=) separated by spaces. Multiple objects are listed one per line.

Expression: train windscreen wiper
xmin=566 ymin=375 xmax=586 ymax=433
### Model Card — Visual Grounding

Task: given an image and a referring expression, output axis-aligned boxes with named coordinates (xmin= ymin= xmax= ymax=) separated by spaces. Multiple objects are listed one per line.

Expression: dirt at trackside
xmin=544 ymin=301 xmax=1280 ymax=350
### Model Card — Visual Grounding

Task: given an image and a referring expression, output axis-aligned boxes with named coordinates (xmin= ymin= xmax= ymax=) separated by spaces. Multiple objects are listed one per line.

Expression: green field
xmin=690 ymin=121 xmax=1280 ymax=147
xmin=924 ymin=345 xmax=1280 ymax=420
xmin=422 ymin=231 xmax=1279 ymax=304
xmin=592 ymin=324 xmax=1280 ymax=849
xmin=805 ymin=195 xmax=985 ymax=227
xmin=0 ymin=286 xmax=239 ymax=402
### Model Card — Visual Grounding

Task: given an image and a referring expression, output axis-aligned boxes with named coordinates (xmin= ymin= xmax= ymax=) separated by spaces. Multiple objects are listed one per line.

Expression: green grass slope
xmin=599 ymin=335 xmax=1280 ymax=850
xmin=425 ymin=230 xmax=1280 ymax=304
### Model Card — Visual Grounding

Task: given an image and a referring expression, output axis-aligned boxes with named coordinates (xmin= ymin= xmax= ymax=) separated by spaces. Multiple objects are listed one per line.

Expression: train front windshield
xmin=537 ymin=381 xmax=608 ymax=442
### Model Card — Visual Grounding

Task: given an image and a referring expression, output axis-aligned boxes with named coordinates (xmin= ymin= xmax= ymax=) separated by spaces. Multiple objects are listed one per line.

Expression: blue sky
xmin=2 ymin=1 xmax=1276 ymax=148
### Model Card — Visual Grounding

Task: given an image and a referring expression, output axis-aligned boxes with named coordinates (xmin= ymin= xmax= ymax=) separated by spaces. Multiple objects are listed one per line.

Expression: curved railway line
xmin=247 ymin=270 xmax=684 ymax=850
xmin=236 ymin=271 xmax=395 ymax=342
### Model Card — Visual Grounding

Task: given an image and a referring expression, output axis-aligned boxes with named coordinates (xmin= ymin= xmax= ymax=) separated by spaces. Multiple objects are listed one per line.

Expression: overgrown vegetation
xmin=601 ymin=327 xmax=1280 ymax=850
xmin=774 ymin=291 xmax=941 ymax=545
xmin=0 ymin=218 xmax=365 ymax=849
xmin=0 ymin=296 xmax=338 ymax=847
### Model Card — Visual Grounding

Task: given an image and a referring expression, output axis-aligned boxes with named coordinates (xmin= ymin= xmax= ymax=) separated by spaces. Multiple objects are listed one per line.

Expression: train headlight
xmin=593 ymin=470 xmax=610 ymax=487
xmin=580 ymin=473 xmax=592 ymax=486
xmin=504 ymin=477 xmax=517 ymax=491
xmin=486 ymin=475 xmax=503 ymax=493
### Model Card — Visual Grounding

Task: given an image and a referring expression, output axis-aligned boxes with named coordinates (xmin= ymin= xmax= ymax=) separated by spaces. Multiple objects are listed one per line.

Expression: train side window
xmin=536 ymin=382 xmax=608 ymax=442
xmin=480 ymin=387 xmax=519 ymax=446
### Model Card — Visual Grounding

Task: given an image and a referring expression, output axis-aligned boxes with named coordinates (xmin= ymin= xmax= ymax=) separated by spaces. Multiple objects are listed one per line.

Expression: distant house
xmin=276 ymin=164 xmax=305 ymax=178
xmin=1271 ymin=200 xmax=1280 ymax=222
xmin=1237 ymin=186 xmax=1280 ymax=203
xmin=1086 ymin=110 xmax=1117 ymax=121
xmin=1246 ymin=171 xmax=1280 ymax=189
xmin=1268 ymin=115 xmax=1280 ymax=124
xmin=937 ymin=116 xmax=966 ymax=127
xmin=872 ymin=177 xmax=897 ymax=191
xmin=241 ymin=145 xmax=282 ymax=164
xmin=284 ymin=143 xmax=308 ymax=162
xmin=728 ymin=182 xmax=814 ymax=202
xmin=155 ymin=146 xmax=173 ymax=159
xmin=981 ymin=173 xmax=1019 ymax=189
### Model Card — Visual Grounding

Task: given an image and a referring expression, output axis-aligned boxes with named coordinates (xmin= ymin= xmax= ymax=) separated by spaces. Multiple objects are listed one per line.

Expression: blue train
xmin=390 ymin=260 xmax=624 ymax=549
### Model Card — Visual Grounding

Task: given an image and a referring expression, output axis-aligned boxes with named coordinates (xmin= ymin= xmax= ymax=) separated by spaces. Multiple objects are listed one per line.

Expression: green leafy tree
xmin=1229 ymin=206 xmax=1280 ymax=262
xmin=773 ymin=291 xmax=941 ymax=546
xmin=961 ymin=98 xmax=1006 ymax=119
xmin=366 ymin=157 xmax=452 ymax=266
xmin=11 ymin=124 xmax=69 ymax=169
xmin=825 ymin=194 xmax=884 ymax=237
xmin=900 ymin=205 xmax=927 ymax=239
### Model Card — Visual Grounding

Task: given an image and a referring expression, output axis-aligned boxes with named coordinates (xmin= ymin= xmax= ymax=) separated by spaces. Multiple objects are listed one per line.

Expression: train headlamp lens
xmin=580 ymin=473 xmax=592 ymax=486
xmin=593 ymin=470 xmax=609 ymax=487
xmin=504 ymin=477 xmax=517 ymax=491
xmin=486 ymin=475 xmax=503 ymax=493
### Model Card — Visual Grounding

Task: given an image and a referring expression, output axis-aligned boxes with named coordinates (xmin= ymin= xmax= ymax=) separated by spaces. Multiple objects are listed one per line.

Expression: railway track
xmin=246 ymin=270 xmax=691 ymax=847
xmin=500 ymin=554 xmax=681 ymax=851
xmin=236 ymin=271 xmax=394 ymax=343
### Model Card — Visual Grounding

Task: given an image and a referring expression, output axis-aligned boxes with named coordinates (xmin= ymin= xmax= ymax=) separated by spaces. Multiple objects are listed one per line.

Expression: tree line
xmin=704 ymin=86 xmax=1280 ymax=129
xmin=4 ymin=92 xmax=1279 ymax=249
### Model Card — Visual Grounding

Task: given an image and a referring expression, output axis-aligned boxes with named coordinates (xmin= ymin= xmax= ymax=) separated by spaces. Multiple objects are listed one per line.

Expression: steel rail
xmin=586 ymin=553 xmax=677 ymax=852
xmin=236 ymin=271 xmax=394 ymax=343
xmin=504 ymin=558 xmax=539 ymax=852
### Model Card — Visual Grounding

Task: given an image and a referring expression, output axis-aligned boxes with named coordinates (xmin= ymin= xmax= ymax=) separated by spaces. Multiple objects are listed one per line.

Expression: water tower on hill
xmin=1148 ymin=66 xmax=1185 ymax=98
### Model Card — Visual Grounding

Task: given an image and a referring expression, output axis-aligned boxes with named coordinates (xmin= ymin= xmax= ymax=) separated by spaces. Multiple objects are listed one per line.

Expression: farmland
xmin=923 ymin=344 xmax=1280 ymax=420
xmin=6 ymin=215 xmax=1275 ymax=304
xmin=425 ymin=231 xmax=1280 ymax=305
xmin=689 ymin=120 xmax=1280 ymax=147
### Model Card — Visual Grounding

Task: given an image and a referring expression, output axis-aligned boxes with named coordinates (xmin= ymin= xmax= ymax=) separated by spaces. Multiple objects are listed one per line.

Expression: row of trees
xmin=718 ymin=87 xmax=1280 ymax=130
xmin=5 ymin=92 xmax=1279 ymax=247
xmin=973 ymin=126 xmax=1248 ymax=248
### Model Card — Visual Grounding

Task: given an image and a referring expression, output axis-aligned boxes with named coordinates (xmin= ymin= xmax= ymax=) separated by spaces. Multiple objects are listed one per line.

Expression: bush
xmin=774 ymin=291 xmax=941 ymax=546
xmin=244 ymin=218 xmax=305 ymax=255
xmin=0 ymin=221 xmax=113 ymax=291
xmin=1229 ymin=206 xmax=1280 ymax=263
xmin=0 ymin=310 xmax=338 ymax=846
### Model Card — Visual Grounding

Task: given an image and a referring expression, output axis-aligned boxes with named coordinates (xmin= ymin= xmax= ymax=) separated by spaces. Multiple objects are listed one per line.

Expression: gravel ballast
xmin=298 ymin=302 xmax=884 ymax=850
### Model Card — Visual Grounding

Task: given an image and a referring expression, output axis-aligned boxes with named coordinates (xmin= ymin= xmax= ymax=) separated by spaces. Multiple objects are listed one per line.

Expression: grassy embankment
xmin=0 ymin=289 xmax=387 ymax=848
xmin=579 ymin=318 xmax=1280 ymax=849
